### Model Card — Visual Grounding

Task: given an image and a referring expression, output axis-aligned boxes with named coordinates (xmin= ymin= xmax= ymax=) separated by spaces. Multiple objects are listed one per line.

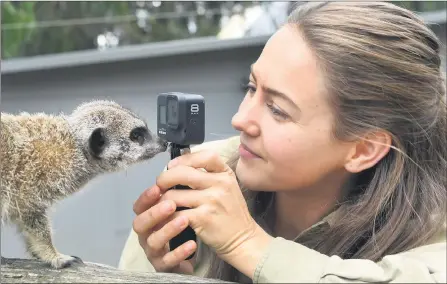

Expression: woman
xmin=120 ymin=2 xmax=446 ymax=283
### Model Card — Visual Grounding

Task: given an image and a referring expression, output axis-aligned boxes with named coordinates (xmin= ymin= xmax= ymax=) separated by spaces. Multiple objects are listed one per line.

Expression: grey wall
xmin=0 ymin=45 xmax=263 ymax=267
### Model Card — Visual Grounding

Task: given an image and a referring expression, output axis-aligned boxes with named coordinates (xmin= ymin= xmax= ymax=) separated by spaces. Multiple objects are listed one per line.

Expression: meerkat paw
xmin=50 ymin=253 xmax=84 ymax=269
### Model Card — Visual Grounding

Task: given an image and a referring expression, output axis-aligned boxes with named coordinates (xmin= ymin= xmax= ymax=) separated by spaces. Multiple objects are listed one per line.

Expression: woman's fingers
xmin=156 ymin=165 xmax=213 ymax=192
xmin=132 ymin=186 xmax=197 ymax=275
xmin=161 ymin=240 xmax=197 ymax=270
xmin=133 ymin=185 xmax=161 ymax=215
xmin=147 ymin=215 xmax=189 ymax=253
xmin=133 ymin=199 xmax=176 ymax=235
xmin=168 ymin=150 xmax=231 ymax=174
xmin=172 ymin=260 xmax=194 ymax=275
xmin=159 ymin=189 xmax=204 ymax=209
xmin=146 ymin=214 xmax=197 ymax=272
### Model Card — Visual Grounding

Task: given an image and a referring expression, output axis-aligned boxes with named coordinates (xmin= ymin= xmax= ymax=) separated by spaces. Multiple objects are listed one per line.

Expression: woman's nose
xmin=231 ymin=98 xmax=261 ymax=137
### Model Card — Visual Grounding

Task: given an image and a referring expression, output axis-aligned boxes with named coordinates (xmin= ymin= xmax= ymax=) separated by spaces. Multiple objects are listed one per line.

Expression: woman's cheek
xmin=265 ymin=134 xmax=298 ymax=162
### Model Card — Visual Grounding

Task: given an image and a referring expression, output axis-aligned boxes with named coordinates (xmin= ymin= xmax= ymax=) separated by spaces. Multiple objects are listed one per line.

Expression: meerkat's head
xmin=66 ymin=100 xmax=167 ymax=172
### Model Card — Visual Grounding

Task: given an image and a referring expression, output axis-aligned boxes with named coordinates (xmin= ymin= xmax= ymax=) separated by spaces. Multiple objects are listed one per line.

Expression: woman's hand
xmin=132 ymin=185 xmax=196 ymax=274
xmin=155 ymin=150 xmax=273 ymax=271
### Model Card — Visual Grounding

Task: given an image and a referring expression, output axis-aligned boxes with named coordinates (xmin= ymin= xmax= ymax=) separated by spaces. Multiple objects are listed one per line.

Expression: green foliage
xmin=1 ymin=1 xmax=36 ymax=58
xmin=3 ymin=1 xmax=443 ymax=60
xmin=1 ymin=1 xmax=251 ymax=59
xmin=2 ymin=1 xmax=134 ymax=58
xmin=115 ymin=2 xmax=223 ymax=46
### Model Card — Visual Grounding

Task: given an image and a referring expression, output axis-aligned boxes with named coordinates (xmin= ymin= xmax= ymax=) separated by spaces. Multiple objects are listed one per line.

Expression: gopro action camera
xmin=157 ymin=92 xmax=205 ymax=260
xmin=157 ymin=92 xmax=205 ymax=146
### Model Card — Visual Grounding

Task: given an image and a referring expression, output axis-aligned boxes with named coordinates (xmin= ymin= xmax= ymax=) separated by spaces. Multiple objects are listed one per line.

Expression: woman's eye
xmin=242 ymin=82 xmax=290 ymax=121
xmin=244 ymin=83 xmax=256 ymax=94
xmin=267 ymin=103 xmax=289 ymax=120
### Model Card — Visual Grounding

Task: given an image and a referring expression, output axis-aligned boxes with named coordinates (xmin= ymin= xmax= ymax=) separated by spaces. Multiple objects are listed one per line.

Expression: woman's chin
xmin=236 ymin=162 xmax=269 ymax=191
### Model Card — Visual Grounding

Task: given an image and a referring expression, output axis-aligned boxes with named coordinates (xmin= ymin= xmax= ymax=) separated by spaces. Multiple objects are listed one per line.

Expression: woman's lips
xmin=239 ymin=143 xmax=261 ymax=159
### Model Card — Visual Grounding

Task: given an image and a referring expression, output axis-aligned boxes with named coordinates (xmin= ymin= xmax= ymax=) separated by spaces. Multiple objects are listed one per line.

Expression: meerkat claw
xmin=71 ymin=255 xmax=84 ymax=264
xmin=51 ymin=253 xmax=84 ymax=269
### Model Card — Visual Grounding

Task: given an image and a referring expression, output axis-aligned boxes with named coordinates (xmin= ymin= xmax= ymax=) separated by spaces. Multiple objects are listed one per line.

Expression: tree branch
xmin=0 ymin=257 xmax=235 ymax=283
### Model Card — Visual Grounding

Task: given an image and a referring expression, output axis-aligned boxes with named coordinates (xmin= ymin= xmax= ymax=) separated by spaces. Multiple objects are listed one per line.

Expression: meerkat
xmin=0 ymin=100 xmax=167 ymax=269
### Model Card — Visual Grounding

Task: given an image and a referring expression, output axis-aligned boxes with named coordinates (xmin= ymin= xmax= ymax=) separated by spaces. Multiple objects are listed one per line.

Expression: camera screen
xmin=167 ymin=99 xmax=178 ymax=125
xmin=159 ymin=105 xmax=167 ymax=124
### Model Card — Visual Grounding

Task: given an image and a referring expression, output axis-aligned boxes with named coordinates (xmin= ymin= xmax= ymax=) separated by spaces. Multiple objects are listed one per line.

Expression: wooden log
xmin=0 ymin=257 xmax=235 ymax=283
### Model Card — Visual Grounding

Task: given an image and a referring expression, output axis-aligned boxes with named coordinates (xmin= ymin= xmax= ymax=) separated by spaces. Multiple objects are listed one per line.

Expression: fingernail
xmin=185 ymin=241 xmax=195 ymax=251
xmin=147 ymin=185 xmax=159 ymax=195
xmin=175 ymin=216 xmax=186 ymax=227
xmin=162 ymin=201 xmax=174 ymax=213
xmin=146 ymin=187 xmax=154 ymax=197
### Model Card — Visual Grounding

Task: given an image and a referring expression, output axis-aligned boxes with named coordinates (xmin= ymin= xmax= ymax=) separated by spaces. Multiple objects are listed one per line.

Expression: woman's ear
xmin=344 ymin=130 xmax=392 ymax=173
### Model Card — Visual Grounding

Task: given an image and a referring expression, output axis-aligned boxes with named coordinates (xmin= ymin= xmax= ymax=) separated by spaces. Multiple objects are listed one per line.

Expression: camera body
xmin=156 ymin=92 xmax=205 ymax=260
xmin=157 ymin=92 xmax=205 ymax=146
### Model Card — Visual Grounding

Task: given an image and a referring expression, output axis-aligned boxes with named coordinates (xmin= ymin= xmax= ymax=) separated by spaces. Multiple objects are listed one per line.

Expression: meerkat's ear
xmin=89 ymin=127 xmax=107 ymax=158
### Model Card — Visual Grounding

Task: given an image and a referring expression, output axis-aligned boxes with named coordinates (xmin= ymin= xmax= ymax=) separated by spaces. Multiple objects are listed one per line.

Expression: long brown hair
xmin=201 ymin=2 xmax=447 ymax=281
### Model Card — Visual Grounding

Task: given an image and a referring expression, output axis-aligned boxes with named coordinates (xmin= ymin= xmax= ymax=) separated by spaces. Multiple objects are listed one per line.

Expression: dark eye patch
xmin=89 ymin=127 xmax=107 ymax=159
xmin=130 ymin=126 xmax=149 ymax=145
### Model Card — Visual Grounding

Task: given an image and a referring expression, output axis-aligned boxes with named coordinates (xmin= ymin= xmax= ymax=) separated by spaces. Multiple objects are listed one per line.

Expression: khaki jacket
xmin=118 ymin=136 xmax=447 ymax=283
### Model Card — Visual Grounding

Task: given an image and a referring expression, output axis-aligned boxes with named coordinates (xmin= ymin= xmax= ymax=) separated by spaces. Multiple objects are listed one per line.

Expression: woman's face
xmin=231 ymin=25 xmax=354 ymax=193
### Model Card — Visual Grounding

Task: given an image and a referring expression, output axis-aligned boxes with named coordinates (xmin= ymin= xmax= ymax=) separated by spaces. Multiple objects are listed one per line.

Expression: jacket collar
xmin=253 ymin=203 xmax=340 ymax=242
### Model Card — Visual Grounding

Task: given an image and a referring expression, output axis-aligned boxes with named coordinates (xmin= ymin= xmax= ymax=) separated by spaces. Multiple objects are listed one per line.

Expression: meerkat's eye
xmin=89 ymin=127 xmax=107 ymax=158
xmin=130 ymin=127 xmax=148 ymax=145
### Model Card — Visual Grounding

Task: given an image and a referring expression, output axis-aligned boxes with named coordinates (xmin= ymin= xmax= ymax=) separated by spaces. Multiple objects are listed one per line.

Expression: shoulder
xmin=191 ymin=136 xmax=240 ymax=166
xmin=396 ymin=220 xmax=446 ymax=267
xmin=191 ymin=135 xmax=240 ymax=161
xmin=255 ymin=225 xmax=446 ymax=283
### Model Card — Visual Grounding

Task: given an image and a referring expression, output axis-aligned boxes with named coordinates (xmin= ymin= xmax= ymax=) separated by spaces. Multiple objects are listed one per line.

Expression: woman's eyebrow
xmin=250 ymin=64 xmax=301 ymax=113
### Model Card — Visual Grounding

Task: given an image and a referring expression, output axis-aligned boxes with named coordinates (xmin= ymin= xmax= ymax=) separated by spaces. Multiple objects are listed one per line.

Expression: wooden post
xmin=1 ymin=257 xmax=236 ymax=283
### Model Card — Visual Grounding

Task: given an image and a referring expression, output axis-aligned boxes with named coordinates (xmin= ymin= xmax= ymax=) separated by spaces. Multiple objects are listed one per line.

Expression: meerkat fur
xmin=0 ymin=100 xmax=167 ymax=269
